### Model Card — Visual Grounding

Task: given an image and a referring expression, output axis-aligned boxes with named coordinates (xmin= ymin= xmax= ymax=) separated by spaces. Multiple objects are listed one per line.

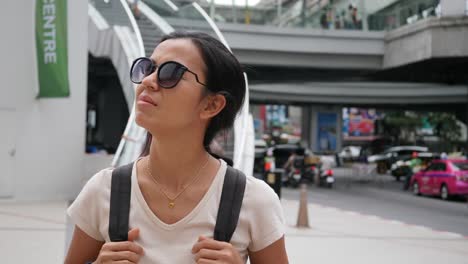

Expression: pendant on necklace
xmin=168 ymin=202 xmax=175 ymax=208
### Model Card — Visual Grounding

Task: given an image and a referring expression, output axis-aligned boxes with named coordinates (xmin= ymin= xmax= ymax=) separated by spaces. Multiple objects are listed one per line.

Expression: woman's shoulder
xmin=67 ymin=167 xmax=115 ymax=215
xmin=245 ymin=175 xmax=272 ymax=192
xmin=85 ymin=167 xmax=114 ymax=190
xmin=67 ymin=167 xmax=115 ymax=242
xmin=243 ymin=175 xmax=280 ymax=208
xmin=75 ymin=167 xmax=115 ymax=201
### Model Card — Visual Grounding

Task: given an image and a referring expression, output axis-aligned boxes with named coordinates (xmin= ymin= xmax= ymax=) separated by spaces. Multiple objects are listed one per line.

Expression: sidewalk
xmin=282 ymin=199 xmax=468 ymax=264
xmin=0 ymin=201 xmax=67 ymax=264
xmin=1 ymin=199 xmax=467 ymax=264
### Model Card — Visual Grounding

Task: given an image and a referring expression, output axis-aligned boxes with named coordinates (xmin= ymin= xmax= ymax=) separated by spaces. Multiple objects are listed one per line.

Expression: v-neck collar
xmin=132 ymin=158 xmax=226 ymax=230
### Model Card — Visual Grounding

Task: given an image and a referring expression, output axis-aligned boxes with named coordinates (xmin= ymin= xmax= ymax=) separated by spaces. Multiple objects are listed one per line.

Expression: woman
xmin=65 ymin=32 xmax=288 ymax=264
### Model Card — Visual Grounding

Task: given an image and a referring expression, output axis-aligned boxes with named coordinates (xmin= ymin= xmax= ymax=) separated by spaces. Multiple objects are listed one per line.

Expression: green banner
xmin=36 ymin=0 xmax=69 ymax=97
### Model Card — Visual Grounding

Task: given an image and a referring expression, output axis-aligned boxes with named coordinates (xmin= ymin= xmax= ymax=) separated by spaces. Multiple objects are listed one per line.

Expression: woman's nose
xmin=141 ymin=71 xmax=159 ymax=91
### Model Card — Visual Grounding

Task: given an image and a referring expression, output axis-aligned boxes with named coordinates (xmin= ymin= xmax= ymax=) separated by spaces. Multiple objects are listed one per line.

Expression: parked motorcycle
xmin=287 ymin=167 xmax=302 ymax=188
xmin=289 ymin=163 xmax=334 ymax=188
xmin=285 ymin=153 xmax=335 ymax=189
xmin=285 ymin=155 xmax=306 ymax=188
xmin=316 ymin=168 xmax=335 ymax=188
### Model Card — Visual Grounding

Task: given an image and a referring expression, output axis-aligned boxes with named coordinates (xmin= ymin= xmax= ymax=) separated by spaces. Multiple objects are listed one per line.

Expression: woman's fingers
xmin=97 ymin=240 xmax=144 ymax=264
xmin=192 ymin=236 xmax=227 ymax=253
xmin=112 ymin=261 xmax=137 ymax=264
xmin=110 ymin=250 xmax=141 ymax=263
xmin=196 ymin=258 xmax=218 ymax=264
xmin=194 ymin=248 xmax=223 ymax=261
xmin=95 ymin=228 xmax=144 ymax=264
xmin=128 ymin=228 xmax=140 ymax=242
xmin=192 ymin=236 xmax=243 ymax=264
xmin=102 ymin=241 xmax=144 ymax=255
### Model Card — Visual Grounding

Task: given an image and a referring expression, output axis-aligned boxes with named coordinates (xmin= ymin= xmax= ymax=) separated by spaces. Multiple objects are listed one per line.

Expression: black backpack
xmin=108 ymin=162 xmax=246 ymax=243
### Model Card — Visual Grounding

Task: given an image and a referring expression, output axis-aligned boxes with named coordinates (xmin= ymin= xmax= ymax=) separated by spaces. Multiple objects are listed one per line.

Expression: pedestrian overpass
xmin=164 ymin=19 xmax=385 ymax=70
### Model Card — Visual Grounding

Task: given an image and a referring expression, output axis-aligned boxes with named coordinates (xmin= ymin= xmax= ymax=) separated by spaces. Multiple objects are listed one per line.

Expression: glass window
xmin=438 ymin=163 xmax=447 ymax=171
xmin=425 ymin=163 xmax=438 ymax=172
xmin=399 ymin=150 xmax=414 ymax=156
xmin=452 ymin=162 xmax=468 ymax=171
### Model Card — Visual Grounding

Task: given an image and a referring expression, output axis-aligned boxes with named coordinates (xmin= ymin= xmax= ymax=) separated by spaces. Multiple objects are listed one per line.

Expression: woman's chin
xmin=135 ymin=113 xmax=151 ymax=129
xmin=135 ymin=113 xmax=163 ymax=132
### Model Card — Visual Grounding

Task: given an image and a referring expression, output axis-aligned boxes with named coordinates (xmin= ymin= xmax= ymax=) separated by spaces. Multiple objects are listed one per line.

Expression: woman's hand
xmin=192 ymin=236 xmax=243 ymax=264
xmin=94 ymin=228 xmax=144 ymax=264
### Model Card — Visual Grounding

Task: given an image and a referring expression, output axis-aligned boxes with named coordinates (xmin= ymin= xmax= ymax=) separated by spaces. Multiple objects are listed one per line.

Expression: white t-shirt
xmin=67 ymin=159 xmax=285 ymax=264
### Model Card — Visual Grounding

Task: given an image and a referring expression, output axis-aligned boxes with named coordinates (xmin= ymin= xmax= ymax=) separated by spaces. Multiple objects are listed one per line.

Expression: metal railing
xmin=185 ymin=0 xmax=444 ymax=31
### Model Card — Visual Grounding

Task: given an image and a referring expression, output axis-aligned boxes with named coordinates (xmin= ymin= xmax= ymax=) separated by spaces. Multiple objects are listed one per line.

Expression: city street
xmin=281 ymin=168 xmax=468 ymax=236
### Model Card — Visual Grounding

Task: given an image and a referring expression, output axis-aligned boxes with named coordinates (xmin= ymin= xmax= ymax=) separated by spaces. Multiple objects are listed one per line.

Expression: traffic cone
xmin=296 ymin=183 xmax=310 ymax=228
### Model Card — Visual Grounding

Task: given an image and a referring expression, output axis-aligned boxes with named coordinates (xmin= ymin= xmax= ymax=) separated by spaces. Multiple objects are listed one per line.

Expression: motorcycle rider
xmin=283 ymin=148 xmax=307 ymax=187
xmin=403 ymin=152 xmax=422 ymax=190
xmin=283 ymin=150 xmax=296 ymax=171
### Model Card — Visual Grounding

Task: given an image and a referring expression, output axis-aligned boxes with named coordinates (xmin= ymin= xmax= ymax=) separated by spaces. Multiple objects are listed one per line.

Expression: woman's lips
xmin=138 ymin=95 xmax=157 ymax=106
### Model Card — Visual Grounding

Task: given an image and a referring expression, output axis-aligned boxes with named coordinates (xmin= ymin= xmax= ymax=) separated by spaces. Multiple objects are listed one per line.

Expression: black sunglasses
xmin=130 ymin=57 xmax=206 ymax=88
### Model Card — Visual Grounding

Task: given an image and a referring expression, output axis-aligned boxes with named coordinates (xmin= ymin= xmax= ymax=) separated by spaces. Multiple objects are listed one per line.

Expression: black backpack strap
xmin=109 ymin=162 xmax=134 ymax=242
xmin=214 ymin=166 xmax=247 ymax=242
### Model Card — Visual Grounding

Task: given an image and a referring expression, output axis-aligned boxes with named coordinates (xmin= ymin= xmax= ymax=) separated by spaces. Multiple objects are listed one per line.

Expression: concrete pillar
xmin=301 ymin=106 xmax=312 ymax=149
xmin=440 ymin=0 xmax=466 ymax=16
xmin=310 ymin=106 xmax=318 ymax=152
xmin=337 ymin=108 xmax=343 ymax=153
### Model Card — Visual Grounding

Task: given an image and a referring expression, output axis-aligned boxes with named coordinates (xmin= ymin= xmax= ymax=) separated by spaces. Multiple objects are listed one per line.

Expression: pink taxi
xmin=410 ymin=159 xmax=468 ymax=200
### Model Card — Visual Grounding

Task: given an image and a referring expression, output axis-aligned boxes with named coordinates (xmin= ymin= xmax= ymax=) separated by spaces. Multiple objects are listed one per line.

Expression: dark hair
xmin=139 ymin=31 xmax=246 ymax=165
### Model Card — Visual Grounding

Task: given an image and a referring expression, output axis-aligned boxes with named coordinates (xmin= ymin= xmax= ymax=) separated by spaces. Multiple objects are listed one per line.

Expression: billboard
xmin=343 ymin=108 xmax=380 ymax=137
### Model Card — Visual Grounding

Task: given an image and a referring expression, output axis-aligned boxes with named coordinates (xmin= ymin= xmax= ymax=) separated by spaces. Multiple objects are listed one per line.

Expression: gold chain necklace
xmin=146 ymin=154 xmax=210 ymax=209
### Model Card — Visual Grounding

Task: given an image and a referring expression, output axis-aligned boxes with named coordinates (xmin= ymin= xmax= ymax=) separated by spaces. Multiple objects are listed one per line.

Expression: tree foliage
xmin=382 ymin=111 xmax=462 ymax=146
xmin=383 ymin=111 xmax=423 ymax=144
xmin=427 ymin=112 xmax=462 ymax=142
xmin=384 ymin=112 xmax=422 ymax=129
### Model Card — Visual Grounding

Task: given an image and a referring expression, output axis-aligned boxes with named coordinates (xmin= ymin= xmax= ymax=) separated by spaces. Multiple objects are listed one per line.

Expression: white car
xmin=367 ymin=146 xmax=428 ymax=163
xmin=339 ymin=146 xmax=361 ymax=160
xmin=367 ymin=146 xmax=429 ymax=174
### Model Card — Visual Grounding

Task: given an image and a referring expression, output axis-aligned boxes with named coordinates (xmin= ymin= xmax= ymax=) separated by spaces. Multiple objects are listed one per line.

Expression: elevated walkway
xmin=384 ymin=16 xmax=468 ymax=69
xmin=249 ymin=82 xmax=468 ymax=105
xmin=164 ymin=18 xmax=386 ymax=69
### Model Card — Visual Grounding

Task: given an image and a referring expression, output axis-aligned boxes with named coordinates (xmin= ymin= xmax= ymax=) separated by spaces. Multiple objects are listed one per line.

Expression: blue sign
xmin=317 ymin=112 xmax=337 ymax=152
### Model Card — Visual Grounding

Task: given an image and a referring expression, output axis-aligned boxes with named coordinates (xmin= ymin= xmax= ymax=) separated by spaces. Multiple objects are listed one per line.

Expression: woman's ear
xmin=200 ymin=94 xmax=226 ymax=120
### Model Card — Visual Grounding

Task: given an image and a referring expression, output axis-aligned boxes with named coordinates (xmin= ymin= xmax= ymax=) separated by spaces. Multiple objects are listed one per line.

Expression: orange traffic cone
xmin=296 ymin=183 xmax=310 ymax=228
